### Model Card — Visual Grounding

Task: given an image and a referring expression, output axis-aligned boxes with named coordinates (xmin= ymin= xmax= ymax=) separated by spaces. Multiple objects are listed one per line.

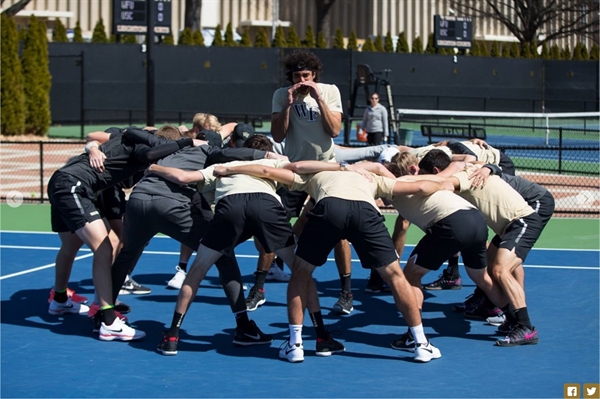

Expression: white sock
xmin=410 ymin=324 xmax=427 ymax=345
xmin=289 ymin=324 xmax=303 ymax=346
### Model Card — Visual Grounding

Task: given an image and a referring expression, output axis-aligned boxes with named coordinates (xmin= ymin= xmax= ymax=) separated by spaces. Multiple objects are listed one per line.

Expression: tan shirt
xmin=289 ymin=171 xmax=396 ymax=214
xmin=460 ymin=141 xmax=501 ymax=165
xmin=453 ymin=167 xmax=535 ymax=235
xmin=199 ymin=158 xmax=289 ymax=204
xmin=408 ymin=144 xmax=452 ymax=161
xmin=391 ymin=190 xmax=475 ymax=231
xmin=272 ymin=83 xmax=343 ymax=162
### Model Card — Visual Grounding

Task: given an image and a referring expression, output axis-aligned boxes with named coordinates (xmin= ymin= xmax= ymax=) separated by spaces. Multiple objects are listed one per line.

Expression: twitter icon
xmin=584 ymin=383 xmax=600 ymax=398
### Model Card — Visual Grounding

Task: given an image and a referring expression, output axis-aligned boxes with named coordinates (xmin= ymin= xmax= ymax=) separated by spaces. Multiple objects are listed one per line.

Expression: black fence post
xmin=39 ymin=142 xmax=44 ymax=204
xmin=558 ymin=127 xmax=563 ymax=175
xmin=79 ymin=51 xmax=85 ymax=139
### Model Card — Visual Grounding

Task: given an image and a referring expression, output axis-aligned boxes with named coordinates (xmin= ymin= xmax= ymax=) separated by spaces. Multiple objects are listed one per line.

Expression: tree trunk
xmin=184 ymin=0 xmax=202 ymax=31
xmin=1 ymin=0 xmax=33 ymax=17
xmin=315 ymin=0 xmax=336 ymax=46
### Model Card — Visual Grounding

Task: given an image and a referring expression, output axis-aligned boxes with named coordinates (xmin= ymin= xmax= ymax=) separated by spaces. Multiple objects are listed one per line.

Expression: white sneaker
xmin=486 ymin=313 xmax=506 ymax=326
xmin=48 ymin=298 xmax=90 ymax=315
xmin=414 ymin=341 xmax=442 ymax=363
xmin=99 ymin=317 xmax=146 ymax=341
xmin=266 ymin=264 xmax=290 ymax=282
xmin=279 ymin=341 xmax=304 ymax=363
xmin=167 ymin=266 xmax=187 ymax=289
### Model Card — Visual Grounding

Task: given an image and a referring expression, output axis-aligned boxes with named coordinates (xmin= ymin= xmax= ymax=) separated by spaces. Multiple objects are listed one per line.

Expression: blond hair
xmin=192 ymin=112 xmax=221 ymax=132
xmin=387 ymin=152 xmax=418 ymax=177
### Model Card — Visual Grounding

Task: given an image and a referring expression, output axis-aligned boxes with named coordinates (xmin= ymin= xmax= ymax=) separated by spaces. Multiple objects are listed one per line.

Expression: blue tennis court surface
xmin=1 ymin=231 xmax=599 ymax=398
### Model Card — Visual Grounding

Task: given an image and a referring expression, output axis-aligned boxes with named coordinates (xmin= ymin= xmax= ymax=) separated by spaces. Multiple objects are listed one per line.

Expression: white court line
xmin=0 ymin=253 xmax=94 ymax=280
xmin=0 ymin=245 xmax=597 ymax=280
xmin=1 ymin=231 xmax=598 ymax=253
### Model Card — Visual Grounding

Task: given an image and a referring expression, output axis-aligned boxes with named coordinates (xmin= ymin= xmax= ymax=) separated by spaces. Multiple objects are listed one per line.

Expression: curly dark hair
xmin=283 ymin=49 xmax=323 ymax=84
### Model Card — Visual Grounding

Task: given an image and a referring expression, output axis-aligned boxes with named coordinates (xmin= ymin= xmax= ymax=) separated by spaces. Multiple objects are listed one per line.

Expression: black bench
xmin=420 ymin=124 xmax=486 ymax=144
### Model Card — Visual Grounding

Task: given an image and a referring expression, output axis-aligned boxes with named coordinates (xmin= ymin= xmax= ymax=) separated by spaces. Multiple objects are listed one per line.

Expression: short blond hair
xmin=192 ymin=112 xmax=221 ymax=132
xmin=388 ymin=152 xmax=418 ymax=177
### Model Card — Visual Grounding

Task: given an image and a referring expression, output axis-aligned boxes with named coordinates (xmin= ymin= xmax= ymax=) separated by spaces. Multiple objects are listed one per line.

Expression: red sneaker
xmin=48 ymin=288 xmax=89 ymax=304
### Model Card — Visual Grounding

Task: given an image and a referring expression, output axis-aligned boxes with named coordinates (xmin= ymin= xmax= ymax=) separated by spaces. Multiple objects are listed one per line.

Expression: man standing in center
xmin=248 ymin=49 xmax=355 ymax=314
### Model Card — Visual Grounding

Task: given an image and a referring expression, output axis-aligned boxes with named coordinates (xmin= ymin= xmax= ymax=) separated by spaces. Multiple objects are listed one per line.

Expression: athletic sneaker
xmin=486 ymin=313 xmax=507 ymax=326
xmin=496 ymin=319 xmax=516 ymax=335
xmin=98 ymin=317 xmax=146 ymax=341
xmin=232 ymin=320 xmax=273 ymax=346
xmin=157 ymin=332 xmax=179 ymax=355
xmin=464 ymin=301 xmax=503 ymax=320
xmin=119 ymin=276 xmax=151 ymax=295
xmin=167 ymin=266 xmax=186 ymax=289
xmin=414 ymin=341 xmax=442 ymax=362
xmin=452 ymin=288 xmax=485 ymax=313
xmin=423 ymin=270 xmax=462 ymax=290
xmin=47 ymin=288 xmax=88 ymax=304
xmin=333 ymin=291 xmax=353 ymax=314
xmin=245 ymin=286 xmax=266 ymax=312
xmin=48 ymin=298 xmax=90 ymax=315
xmin=365 ymin=271 xmax=389 ymax=293
xmin=92 ymin=312 xmax=128 ymax=333
xmin=279 ymin=341 xmax=304 ymax=363
xmin=390 ymin=330 xmax=415 ymax=352
xmin=87 ymin=302 xmax=128 ymax=321
xmin=265 ymin=263 xmax=290 ymax=282
xmin=315 ymin=335 xmax=345 ymax=357
xmin=495 ymin=324 xmax=538 ymax=347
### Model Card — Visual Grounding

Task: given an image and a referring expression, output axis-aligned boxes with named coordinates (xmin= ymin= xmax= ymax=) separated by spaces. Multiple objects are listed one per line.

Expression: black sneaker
xmin=452 ymin=288 xmax=485 ymax=313
xmin=496 ymin=319 xmax=516 ymax=335
xmin=464 ymin=300 xmax=503 ymax=320
xmin=119 ymin=277 xmax=151 ymax=295
xmin=390 ymin=330 xmax=415 ymax=352
xmin=245 ymin=286 xmax=266 ymax=312
xmin=423 ymin=270 xmax=462 ymax=290
xmin=333 ymin=291 xmax=353 ymax=314
xmin=157 ymin=332 xmax=179 ymax=355
xmin=316 ymin=334 xmax=346 ymax=357
xmin=365 ymin=271 xmax=385 ymax=293
xmin=233 ymin=320 xmax=273 ymax=346
xmin=495 ymin=324 xmax=539 ymax=347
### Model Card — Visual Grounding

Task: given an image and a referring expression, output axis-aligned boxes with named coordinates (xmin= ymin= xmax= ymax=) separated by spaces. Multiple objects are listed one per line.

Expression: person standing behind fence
xmin=357 ymin=93 xmax=389 ymax=145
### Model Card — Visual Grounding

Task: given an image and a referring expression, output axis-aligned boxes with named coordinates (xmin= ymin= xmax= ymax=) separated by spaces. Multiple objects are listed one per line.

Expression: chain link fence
xmin=1 ymin=136 xmax=598 ymax=216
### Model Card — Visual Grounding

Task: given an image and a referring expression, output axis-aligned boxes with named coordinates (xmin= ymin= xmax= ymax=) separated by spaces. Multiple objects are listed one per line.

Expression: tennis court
xmin=1 ymin=204 xmax=598 ymax=398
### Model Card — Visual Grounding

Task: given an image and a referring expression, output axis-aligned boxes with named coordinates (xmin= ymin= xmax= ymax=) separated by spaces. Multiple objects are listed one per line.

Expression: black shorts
xmin=409 ymin=209 xmax=488 ymax=271
xmin=48 ymin=172 xmax=103 ymax=233
xmin=528 ymin=191 xmax=555 ymax=229
xmin=296 ymin=198 xmax=398 ymax=268
xmin=276 ymin=187 xmax=309 ymax=219
xmin=95 ymin=186 xmax=126 ymax=221
xmin=491 ymin=212 xmax=544 ymax=262
xmin=201 ymin=193 xmax=295 ymax=254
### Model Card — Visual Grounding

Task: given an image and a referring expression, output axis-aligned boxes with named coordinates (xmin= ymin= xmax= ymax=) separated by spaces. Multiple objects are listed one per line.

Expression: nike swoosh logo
xmin=525 ymin=331 xmax=537 ymax=340
xmin=285 ymin=346 xmax=298 ymax=355
xmin=109 ymin=328 xmax=124 ymax=333
xmin=418 ymin=345 xmax=433 ymax=353
xmin=244 ymin=332 xmax=261 ymax=340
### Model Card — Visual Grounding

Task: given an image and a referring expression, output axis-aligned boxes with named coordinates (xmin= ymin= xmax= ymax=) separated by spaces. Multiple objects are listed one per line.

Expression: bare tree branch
xmin=315 ymin=0 xmax=337 ymax=42
xmin=1 ymin=0 xmax=33 ymax=16
xmin=450 ymin=0 xmax=599 ymax=44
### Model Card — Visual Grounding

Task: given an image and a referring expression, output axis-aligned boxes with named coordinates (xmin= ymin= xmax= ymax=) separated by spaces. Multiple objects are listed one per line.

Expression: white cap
xmin=378 ymin=147 xmax=400 ymax=163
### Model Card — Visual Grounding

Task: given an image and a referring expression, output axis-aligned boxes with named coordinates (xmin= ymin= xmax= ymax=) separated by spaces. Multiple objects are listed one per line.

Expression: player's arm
xmin=394 ymin=175 xmax=457 ymax=194
xmin=392 ymin=215 xmax=411 ymax=259
xmin=284 ymin=160 xmax=341 ymax=174
xmin=86 ymin=131 xmax=111 ymax=144
xmin=346 ymin=161 xmax=396 ymax=178
xmin=314 ymin=92 xmax=342 ymax=138
xmin=214 ymin=164 xmax=295 ymax=186
xmin=271 ymin=88 xmax=295 ymax=142
xmin=147 ymin=164 xmax=205 ymax=184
